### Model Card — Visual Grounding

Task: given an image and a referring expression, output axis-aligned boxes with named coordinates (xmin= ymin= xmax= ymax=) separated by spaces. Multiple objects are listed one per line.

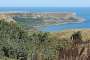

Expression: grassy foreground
xmin=0 ymin=20 xmax=90 ymax=60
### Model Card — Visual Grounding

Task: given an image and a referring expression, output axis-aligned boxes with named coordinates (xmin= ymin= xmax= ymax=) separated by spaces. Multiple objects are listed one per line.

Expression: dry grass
xmin=50 ymin=29 xmax=90 ymax=41
xmin=48 ymin=29 xmax=90 ymax=60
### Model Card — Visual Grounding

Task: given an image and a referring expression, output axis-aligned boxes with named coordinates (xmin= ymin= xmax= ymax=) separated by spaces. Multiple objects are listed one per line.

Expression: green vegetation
xmin=13 ymin=16 xmax=44 ymax=29
xmin=0 ymin=19 xmax=72 ymax=60
xmin=0 ymin=19 xmax=90 ymax=60
xmin=0 ymin=20 xmax=28 ymax=60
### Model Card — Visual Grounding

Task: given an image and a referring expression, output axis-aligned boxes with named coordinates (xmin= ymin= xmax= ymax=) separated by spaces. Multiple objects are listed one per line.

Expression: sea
xmin=0 ymin=7 xmax=90 ymax=32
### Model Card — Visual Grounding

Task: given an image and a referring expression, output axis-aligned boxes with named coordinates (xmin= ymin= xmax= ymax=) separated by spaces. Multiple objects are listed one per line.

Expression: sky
xmin=0 ymin=0 xmax=90 ymax=7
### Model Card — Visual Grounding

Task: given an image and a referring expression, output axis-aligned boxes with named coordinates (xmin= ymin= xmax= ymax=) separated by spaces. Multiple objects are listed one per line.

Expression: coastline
xmin=0 ymin=12 xmax=86 ymax=32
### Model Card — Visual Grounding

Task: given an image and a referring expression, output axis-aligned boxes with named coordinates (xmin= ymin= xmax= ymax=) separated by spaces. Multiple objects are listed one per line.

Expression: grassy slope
xmin=50 ymin=29 xmax=90 ymax=41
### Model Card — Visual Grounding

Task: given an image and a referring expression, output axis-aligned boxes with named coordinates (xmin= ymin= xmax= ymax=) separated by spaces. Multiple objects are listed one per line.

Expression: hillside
xmin=0 ymin=19 xmax=90 ymax=60
xmin=0 ymin=13 xmax=90 ymax=60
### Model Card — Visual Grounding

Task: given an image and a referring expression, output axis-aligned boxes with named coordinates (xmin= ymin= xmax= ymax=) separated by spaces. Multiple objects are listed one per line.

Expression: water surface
xmin=0 ymin=7 xmax=90 ymax=32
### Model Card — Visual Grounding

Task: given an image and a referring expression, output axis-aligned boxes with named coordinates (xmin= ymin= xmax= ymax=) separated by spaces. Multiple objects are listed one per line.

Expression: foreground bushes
xmin=0 ymin=20 xmax=52 ymax=60
xmin=0 ymin=20 xmax=28 ymax=60
xmin=0 ymin=20 xmax=90 ymax=60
